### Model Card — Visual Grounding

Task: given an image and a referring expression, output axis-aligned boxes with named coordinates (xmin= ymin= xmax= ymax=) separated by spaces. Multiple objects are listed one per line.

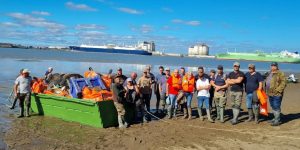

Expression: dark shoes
xmin=17 ymin=115 xmax=24 ymax=118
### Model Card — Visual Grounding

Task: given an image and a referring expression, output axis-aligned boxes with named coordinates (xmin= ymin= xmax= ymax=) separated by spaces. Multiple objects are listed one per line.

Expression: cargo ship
xmin=69 ymin=41 xmax=154 ymax=55
xmin=216 ymin=50 xmax=300 ymax=63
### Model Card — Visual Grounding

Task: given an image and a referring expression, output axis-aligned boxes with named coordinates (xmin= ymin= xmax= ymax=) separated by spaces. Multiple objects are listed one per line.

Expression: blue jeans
xmin=269 ymin=96 xmax=282 ymax=112
xmin=246 ymin=93 xmax=253 ymax=109
xmin=168 ymin=94 xmax=177 ymax=109
xmin=185 ymin=92 xmax=193 ymax=108
xmin=197 ymin=96 xmax=209 ymax=109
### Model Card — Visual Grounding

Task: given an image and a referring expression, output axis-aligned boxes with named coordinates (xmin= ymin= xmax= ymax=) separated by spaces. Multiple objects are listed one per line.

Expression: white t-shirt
xmin=196 ymin=78 xmax=210 ymax=97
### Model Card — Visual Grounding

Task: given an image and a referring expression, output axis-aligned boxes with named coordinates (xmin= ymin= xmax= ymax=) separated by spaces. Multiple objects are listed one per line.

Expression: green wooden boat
xmin=31 ymin=94 xmax=118 ymax=128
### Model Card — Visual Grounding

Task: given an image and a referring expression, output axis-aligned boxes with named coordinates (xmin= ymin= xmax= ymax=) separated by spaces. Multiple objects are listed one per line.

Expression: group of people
xmin=11 ymin=62 xmax=286 ymax=129
xmin=111 ymin=62 xmax=286 ymax=128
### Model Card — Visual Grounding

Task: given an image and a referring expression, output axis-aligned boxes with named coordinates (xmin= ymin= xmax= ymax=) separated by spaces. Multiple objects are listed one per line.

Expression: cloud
xmin=161 ymin=25 xmax=180 ymax=31
xmin=8 ymin=12 xmax=65 ymax=31
xmin=31 ymin=11 xmax=51 ymax=16
xmin=65 ymin=2 xmax=98 ymax=12
xmin=0 ymin=22 xmax=21 ymax=28
xmin=161 ymin=7 xmax=173 ymax=13
xmin=75 ymin=24 xmax=107 ymax=30
xmin=172 ymin=19 xmax=201 ymax=26
xmin=117 ymin=7 xmax=143 ymax=14
xmin=131 ymin=24 xmax=153 ymax=34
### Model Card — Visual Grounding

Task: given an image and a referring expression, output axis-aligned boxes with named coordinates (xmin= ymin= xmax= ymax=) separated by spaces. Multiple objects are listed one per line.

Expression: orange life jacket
xmin=31 ymin=79 xmax=46 ymax=93
xmin=257 ymin=89 xmax=268 ymax=116
xmin=101 ymin=75 xmax=112 ymax=90
xmin=84 ymin=71 xmax=97 ymax=78
xmin=182 ymin=75 xmax=195 ymax=92
xmin=170 ymin=74 xmax=182 ymax=89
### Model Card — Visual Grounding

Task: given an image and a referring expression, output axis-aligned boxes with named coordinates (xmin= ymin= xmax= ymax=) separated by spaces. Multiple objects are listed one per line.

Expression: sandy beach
xmin=3 ymin=78 xmax=300 ymax=150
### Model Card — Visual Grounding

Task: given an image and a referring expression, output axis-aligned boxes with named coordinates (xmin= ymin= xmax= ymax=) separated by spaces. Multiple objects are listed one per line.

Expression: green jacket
xmin=266 ymin=70 xmax=286 ymax=96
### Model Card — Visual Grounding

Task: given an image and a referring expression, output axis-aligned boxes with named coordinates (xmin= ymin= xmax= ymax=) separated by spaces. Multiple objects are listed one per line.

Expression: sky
xmin=0 ymin=0 xmax=300 ymax=54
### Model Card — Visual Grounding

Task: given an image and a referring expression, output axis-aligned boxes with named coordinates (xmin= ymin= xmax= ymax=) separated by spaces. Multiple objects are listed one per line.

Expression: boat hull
xmin=31 ymin=94 xmax=118 ymax=128
xmin=216 ymin=53 xmax=300 ymax=63
xmin=69 ymin=46 xmax=152 ymax=55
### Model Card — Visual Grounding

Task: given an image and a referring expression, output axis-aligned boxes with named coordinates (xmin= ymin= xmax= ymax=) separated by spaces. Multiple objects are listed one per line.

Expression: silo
xmin=198 ymin=44 xmax=209 ymax=55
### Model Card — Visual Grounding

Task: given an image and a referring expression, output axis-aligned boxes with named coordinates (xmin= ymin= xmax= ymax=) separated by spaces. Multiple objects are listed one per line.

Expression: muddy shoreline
xmin=2 ymin=80 xmax=300 ymax=150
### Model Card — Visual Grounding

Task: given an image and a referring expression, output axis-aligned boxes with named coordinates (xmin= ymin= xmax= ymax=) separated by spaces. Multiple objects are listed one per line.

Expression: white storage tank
xmin=188 ymin=44 xmax=209 ymax=56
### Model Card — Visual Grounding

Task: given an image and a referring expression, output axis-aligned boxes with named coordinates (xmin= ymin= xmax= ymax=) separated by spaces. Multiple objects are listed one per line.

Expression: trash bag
xmin=166 ymin=96 xmax=171 ymax=105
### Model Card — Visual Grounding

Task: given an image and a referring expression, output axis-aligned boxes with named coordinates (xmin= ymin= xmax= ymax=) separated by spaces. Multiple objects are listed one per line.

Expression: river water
xmin=0 ymin=48 xmax=299 ymax=149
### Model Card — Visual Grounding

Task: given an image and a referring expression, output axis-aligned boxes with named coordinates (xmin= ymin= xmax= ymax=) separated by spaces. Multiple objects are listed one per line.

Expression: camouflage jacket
xmin=266 ymin=70 xmax=286 ymax=96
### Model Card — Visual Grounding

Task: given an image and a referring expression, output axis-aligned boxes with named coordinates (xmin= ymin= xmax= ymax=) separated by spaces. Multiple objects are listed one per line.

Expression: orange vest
xmin=182 ymin=75 xmax=195 ymax=92
xmin=31 ymin=79 xmax=46 ymax=93
xmin=170 ymin=74 xmax=182 ymax=89
xmin=84 ymin=71 xmax=97 ymax=78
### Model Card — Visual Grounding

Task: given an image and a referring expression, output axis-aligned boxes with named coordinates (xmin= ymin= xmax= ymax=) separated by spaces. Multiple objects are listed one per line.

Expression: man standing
xmin=244 ymin=64 xmax=264 ymax=123
xmin=124 ymin=72 xmax=137 ymax=86
xmin=195 ymin=66 xmax=210 ymax=83
xmin=155 ymin=66 xmax=165 ymax=114
xmin=180 ymin=67 xmax=186 ymax=77
xmin=14 ymin=69 xmax=32 ymax=118
xmin=227 ymin=62 xmax=245 ymax=125
xmin=45 ymin=67 xmax=53 ymax=84
xmin=166 ymin=69 xmax=182 ymax=119
xmin=196 ymin=69 xmax=214 ymax=123
xmin=209 ymin=69 xmax=216 ymax=112
xmin=111 ymin=75 xmax=128 ymax=128
xmin=266 ymin=62 xmax=286 ymax=126
xmin=137 ymin=69 xmax=153 ymax=122
xmin=115 ymin=67 xmax=127 ymax=85
xmin=158 ymin=67 xmax=170 ymax=114
xmin=10 ymin=68 xmax=24 ymax=109
xmin=211 ymin=65 xmax=228 ymax=123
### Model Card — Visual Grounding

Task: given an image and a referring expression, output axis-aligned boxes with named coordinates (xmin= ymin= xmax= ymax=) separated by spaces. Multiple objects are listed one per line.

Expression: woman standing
xmin=124 ymin=78 xmax=139 ymax=124
xmin=182 ymin=72 xmax=195 ymax=120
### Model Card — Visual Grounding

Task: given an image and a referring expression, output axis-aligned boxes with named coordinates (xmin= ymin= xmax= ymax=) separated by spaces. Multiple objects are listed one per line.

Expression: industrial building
xmin=188 ymin=44 xmax=209 ymax=56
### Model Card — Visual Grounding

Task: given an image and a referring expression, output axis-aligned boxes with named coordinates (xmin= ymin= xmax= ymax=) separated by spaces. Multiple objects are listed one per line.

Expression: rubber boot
xmin=182 ymin=107 xmax=188 ymax=119
xmin=173 ymin=107 xmax=177 ymax=119
xmin=118 ymin=115 xmax=125 ymax=128
xmin=18 ymin=107 xmax=24 ymax=118
xmin=231 ymin=108 xmax=240 ymax=125
xmin=253 ymin=104 xmax=259 ymax=124
xmin=26 ymin=107 xmax=31 ymax=117
xmin=245 ymin=109 xmax=253 ymax=122
xmin=187 ymin=108 xmax=192 ymax=120
xmin=206 ymin=109 xmax=214 ymax=123
xmin=220 ymin=107 xmax=225 ymax=123
xmin=122 ymin=116 xmax=128 ymax=128
xmin=167 ymin=107 xmax=172 ymax=119
xmin=197 ymin=108 xmax=204 ymax=121
xmin=271 ymin=110 xmax=281 ymax=126
xmin=216 ymin=106 xmax=220 ymax=120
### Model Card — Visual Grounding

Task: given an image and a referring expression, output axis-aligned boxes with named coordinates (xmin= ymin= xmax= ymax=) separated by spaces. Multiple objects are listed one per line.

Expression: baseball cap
xmin=22 ymin=69 xmax=30 ymax=74
xmin=248 ymin=64 xmax=255 ymax=68
xmin=165 ymin=67 xmax=170 ymax=71
xmin=117 ymin=67 xmax=122 ymax=71
xmin=127 ymin=78 xmax=132 ymax=82
xmin=217 ymin=65 xmax=223 ymax=70
xmin=233 ymin=62 xmax=240 ymax=67
xmin=271 ymin=62 xmax=278 ymax=66
xmin=210 ymin=69 xmax=216 ymax=73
